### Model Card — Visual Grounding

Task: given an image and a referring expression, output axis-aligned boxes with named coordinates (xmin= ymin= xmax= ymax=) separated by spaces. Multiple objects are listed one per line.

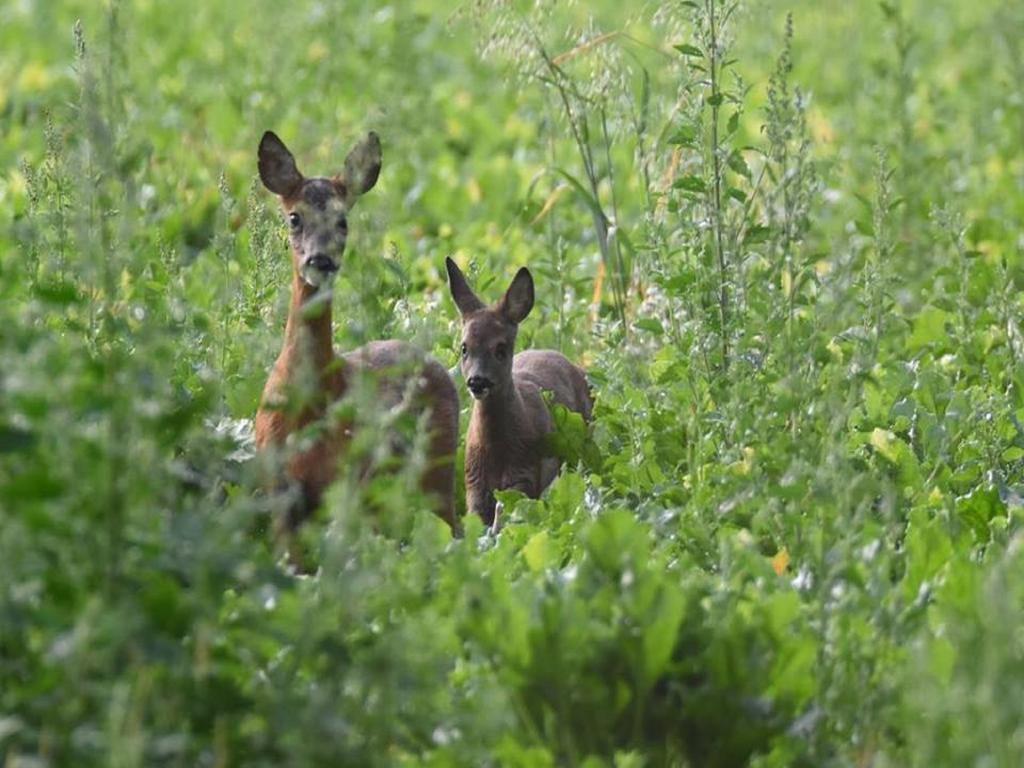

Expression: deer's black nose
xmin=467 ymin=376 xmax=492 ymax=395
xmin=306 ymin=254 xmax=338 ymax=273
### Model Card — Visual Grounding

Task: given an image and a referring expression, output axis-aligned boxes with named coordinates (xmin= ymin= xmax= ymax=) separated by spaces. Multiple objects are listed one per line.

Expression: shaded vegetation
xmin=2 ymin=0 xmax=1023 ymax=765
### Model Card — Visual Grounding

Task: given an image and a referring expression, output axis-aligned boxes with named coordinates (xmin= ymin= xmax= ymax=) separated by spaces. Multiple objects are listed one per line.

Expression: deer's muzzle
xmin=305 ymin=254 xmax=339 ymax=274
xmin=300 ymin=253 xmax=340 ymax=287
xmin=466 ymin=375 xmax=493 ymax=400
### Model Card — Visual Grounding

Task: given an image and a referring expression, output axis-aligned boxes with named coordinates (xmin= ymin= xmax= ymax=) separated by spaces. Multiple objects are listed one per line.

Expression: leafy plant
xmin=2 ymin=1 xmax=1023 ymax=766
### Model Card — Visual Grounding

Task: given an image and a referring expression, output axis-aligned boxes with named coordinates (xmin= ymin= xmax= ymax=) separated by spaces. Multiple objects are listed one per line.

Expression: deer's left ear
xmin=500 ymin=267 xmax=534 ymax=325
xmin=339 ymin=131 xmax=382 ymax=205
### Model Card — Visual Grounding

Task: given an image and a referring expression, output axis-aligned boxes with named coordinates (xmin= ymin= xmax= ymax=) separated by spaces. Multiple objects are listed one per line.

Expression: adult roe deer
xmin=445 ymin=257 xmax=592 ymax=528
xmin=254 ymin=130 xmax=459 ymax=534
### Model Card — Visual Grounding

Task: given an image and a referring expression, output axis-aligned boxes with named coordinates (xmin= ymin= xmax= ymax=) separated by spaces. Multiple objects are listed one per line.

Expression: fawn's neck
xmin=279 ymin=270 xmax=340 ymax=382
xmin=473 ymin=382 xmax=526 ymax=442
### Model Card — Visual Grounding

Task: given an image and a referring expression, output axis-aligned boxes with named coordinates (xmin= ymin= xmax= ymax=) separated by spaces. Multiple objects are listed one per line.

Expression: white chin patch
xmin=300 ymin=265 xmax=338 ymax=288
xmin=469 ymin=388 xmax=491 ymax=401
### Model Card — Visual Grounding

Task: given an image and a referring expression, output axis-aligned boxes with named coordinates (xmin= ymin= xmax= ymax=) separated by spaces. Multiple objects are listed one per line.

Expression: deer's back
xmin=344 ymin=340 xmax=460 ymax=528
xmin=513 ymin=349 xmax=592 ymax=421
xmin=342 ymin=339 xmax=460 ymax=461
xmin=343 ymin=340 xmax=453 ymax=408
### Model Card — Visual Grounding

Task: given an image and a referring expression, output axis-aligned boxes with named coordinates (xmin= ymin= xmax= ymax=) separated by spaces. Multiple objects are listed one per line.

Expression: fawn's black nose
xmin=306 ymin=253 xmax=338 ymax=273
xmin=467 ymin=375 xmax=493 ymax=397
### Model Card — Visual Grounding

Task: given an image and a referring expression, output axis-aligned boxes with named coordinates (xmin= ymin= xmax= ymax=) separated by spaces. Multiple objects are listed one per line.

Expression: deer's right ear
xmin=500 ymin=267 xmax=534 ymax=325
xmin=445 ymin=257 xmax=486 ymax=316
xmin=258 ymin=131 xmax=303 ymax=197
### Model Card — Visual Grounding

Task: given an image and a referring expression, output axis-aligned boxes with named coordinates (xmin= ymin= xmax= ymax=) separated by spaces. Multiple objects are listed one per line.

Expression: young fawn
xmin=254 ymin=131 xmax=459 ymax=534
xmin=445 ymin=258 xmax=593 ymax=527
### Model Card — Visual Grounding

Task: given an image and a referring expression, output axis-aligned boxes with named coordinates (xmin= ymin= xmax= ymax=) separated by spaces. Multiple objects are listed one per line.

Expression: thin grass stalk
xmin=599 ymin=106 xmax=631 ymax=328
xmin=707 ymin=0 xmax=729 ymax=370
xmin=523 ymin=18 xmax=630 ymax=334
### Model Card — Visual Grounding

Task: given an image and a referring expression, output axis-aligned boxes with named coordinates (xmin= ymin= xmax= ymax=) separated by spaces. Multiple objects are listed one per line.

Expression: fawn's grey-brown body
xmin=254 ymin=131 xmax=459 ymax=534
xmin=446 ymin=258 xmax=592 ymax=526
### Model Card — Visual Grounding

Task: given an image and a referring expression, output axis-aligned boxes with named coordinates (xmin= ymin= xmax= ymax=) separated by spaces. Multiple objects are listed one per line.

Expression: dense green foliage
xmin=2 ymin=0 xmax=1023 ymax=765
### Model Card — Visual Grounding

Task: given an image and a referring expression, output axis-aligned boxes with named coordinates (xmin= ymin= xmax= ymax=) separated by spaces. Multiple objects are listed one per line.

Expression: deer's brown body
xmin=254 ymin=131 xmax=458 ymax=532
xmin=446 ymin=258 xmax=592 ymax=526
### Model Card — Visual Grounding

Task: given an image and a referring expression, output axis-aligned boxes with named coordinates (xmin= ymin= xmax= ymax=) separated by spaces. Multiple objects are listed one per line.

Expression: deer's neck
xmin=473 ymin=383 xmax=527 ymax=443
xmin=279 ymin=270 xmax=340 ymax=383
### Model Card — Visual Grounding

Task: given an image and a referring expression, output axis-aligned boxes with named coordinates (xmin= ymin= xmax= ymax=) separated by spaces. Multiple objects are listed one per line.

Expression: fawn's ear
xmin=445 ymin=257 xmax=486 ymax=316
xmin=339 ymin=131 xmax=382 ymax=205
xmin=258 ymin=131 xmax=303 ymax=197
xmin=499 ymin=267 xmax=534 ymax=325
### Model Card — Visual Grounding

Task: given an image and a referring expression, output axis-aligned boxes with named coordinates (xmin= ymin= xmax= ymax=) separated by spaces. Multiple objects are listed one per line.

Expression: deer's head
xmin=258 ymin=130 xmax=382 ymax=288
xmin=445 ymin=257 xmax=534 ymax=401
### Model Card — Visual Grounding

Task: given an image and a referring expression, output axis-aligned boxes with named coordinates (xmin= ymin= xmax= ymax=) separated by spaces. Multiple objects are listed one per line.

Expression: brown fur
xmin=445 ymin=258 xmax=592 ymax=526
xmin=254 ymin=131 xmax=459 ymax=533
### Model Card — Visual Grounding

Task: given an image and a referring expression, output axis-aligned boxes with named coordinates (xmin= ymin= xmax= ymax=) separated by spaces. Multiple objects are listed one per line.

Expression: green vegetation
xmin=2 ymin=0 xmax=1023 ymax=764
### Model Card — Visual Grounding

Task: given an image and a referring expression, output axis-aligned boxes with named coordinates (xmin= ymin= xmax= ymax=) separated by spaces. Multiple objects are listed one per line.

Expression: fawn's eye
xmin=337 ymin=216 xmax=348 ymax=232
xmin=288 ymin=212 xmax=301 ymax=229
xmin=460 ymin=343 xmax=468 ymax=358
xmin=494 ymin=343 xmax=508 ymax=361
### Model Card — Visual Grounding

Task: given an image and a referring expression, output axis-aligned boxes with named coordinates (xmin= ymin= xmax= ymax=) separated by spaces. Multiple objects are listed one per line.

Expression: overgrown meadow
xmin=2 ymin=0 xmax=1023 ymax=765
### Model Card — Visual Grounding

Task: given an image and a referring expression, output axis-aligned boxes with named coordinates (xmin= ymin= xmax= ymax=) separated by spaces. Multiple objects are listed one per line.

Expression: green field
xmin=2 ymin=0 xmax=1023 ymax=765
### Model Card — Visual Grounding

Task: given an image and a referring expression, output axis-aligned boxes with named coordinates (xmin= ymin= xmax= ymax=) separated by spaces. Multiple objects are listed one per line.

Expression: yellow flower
xmin=307 ymin=40 xmax=328 ymax=64
xmin=18 ymin=62 xmax=53 ymax=93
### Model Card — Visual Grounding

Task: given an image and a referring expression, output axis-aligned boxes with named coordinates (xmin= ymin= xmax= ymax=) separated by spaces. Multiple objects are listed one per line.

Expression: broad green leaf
xmin=673 ymin=175 xmax=707 ymax=193
xmin=641 ymin=585 xmax=685 ymax=687
xmin=727 ymin=150 xmax=750 ymax=178
xmin=903 ymin=507 xmax=954 ymax=601
xmin=744 ymin=225 xmax=771 ymax=244
xmin=0 ymin=425 xmax=36 ymax=453
xmin=34 ymin=280 xmax=82 ymax=305
xmin=727 ymin=187 xmax=747 ymax=204
xmin=956 ymin=486 xmax=1006 ymax=541
xmin=870 ymin=428 xmax=921 ymax=486
xmin=727 ymin=111 xmax=740 ymax=135
xmin=674 ymin=43 xmax=703 ymax=57
xmin=906 ymin=306 xmax=952 ymax=352
xmin=635 ymin=317 xmax=664 ymax=335
xmin=668 ymin=124 xmax=698 ymax=147
xmin=523 ymin=530 xmax=554 ymax=573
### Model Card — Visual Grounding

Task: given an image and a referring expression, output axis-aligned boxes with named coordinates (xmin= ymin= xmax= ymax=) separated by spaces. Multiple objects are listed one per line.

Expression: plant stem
xmin=600 ymin=106 xmax=630 ymax=329
xmin=707 ymin=0 xmax=729 ymax=370
xmin=523 ymin=17 xmax=629 ymax=334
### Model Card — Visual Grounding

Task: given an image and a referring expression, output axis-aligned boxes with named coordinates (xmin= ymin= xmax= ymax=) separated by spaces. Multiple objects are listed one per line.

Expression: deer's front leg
xmin=466 ymin=480 xmax=497 ymax=528
xmin=484 ymin=468 xmax=541 ymax=535
xmin=464 ymin=447 xmax=498 ymax=527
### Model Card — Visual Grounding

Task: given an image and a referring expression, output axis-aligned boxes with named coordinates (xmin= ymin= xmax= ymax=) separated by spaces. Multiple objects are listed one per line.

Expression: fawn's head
xmin=445 ymin=257 xmax=534 ymax=401
xmin=258 ymin=130 xmax=382 ymax=288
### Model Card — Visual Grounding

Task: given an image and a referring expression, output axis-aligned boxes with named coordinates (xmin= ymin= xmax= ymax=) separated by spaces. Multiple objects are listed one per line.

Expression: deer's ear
xmin=258 ymin=131 xmax=303 ymax=197
xmin=500 ymin=267 xmax=534 ymax=325
xmin=340 ymin=131 xmax=382 ymax=205
xmin=445 ymin=257 xmax=486 ymax=316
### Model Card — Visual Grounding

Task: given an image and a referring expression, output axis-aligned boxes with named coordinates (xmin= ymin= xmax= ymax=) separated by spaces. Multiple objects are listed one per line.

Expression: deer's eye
xmin=494 ymin=343 xmax=508 ymax=361
xmin=337 ymin=216 xmax=348 ymax=232
xmin=288 ymin=212 xmax=302 ymax=229
xmin=460 ymin=343 xmax=468 ymax=358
